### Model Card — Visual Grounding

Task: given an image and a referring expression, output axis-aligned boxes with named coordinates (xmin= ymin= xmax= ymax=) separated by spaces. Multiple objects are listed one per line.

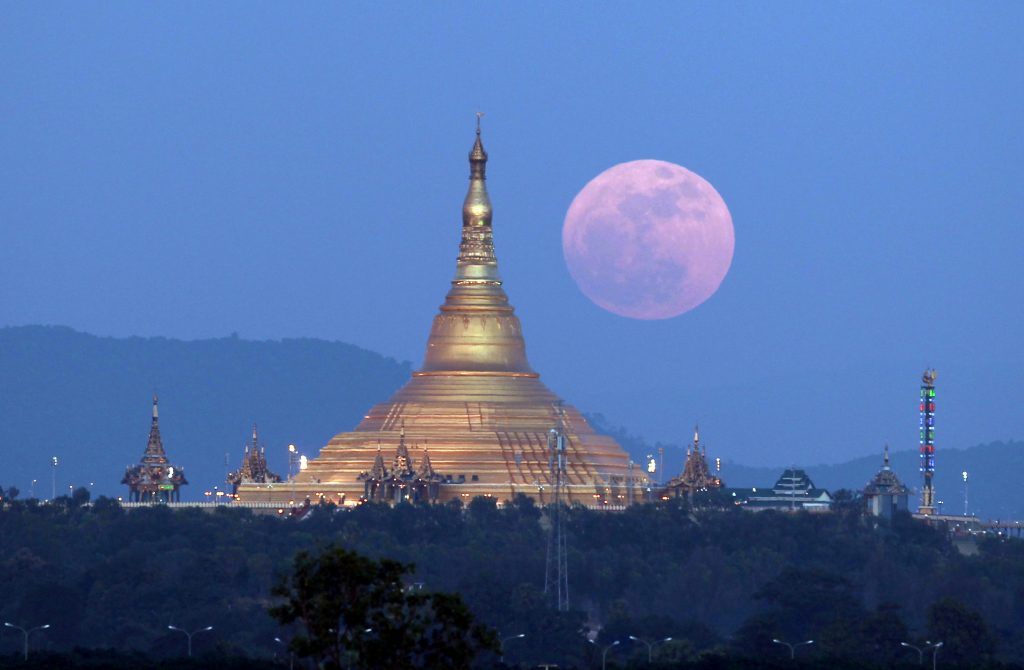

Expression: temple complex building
xmin=238 ymin=124 xmax=644 ymax=505
xmin=726 ymin=468 xmax=833 ymax=512
xmin=227 ymin=424 xmax=282 ymax=495
xmin=863 ymin=445 xmax=909 ymax=519
xmin=122 ymin=397 xmax=187 ymax=502
xmin=663 ymin=426 xmax=723 ymax=500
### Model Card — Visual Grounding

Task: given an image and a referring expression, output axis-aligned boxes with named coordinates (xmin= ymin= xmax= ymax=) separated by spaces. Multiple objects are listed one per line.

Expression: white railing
xmin=118 ymin=501 xmax=287 ymax=509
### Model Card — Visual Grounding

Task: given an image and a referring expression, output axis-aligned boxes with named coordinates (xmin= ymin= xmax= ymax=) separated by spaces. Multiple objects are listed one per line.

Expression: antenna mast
xmin=544 ymin=424 xmax=569 ymax=611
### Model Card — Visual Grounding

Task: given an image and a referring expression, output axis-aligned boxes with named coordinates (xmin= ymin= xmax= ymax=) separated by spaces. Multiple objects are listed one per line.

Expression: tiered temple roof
xmin=664 ymin=426 xmax=723 ymax=499
xmin=227 ymin=424 xmax=282 ymax=494
xmin=863 ymin=445 xmax=909 ymax=518
xmin=358 ymin=426 xmax=444 ymax=504
xmin=727 ymin=468 xmax=833 ymax=511
xmin=121 ymin=396 xmax=187 ymax=502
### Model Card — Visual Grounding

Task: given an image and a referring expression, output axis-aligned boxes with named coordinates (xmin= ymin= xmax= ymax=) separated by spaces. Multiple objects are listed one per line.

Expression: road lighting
xmin=772 ymin=638 xmax=814 ymax=660
xmin=274 ymin=637 xmax=294 ymax=670
xmin=499 ymin=633 xmax=525 ymax=663
xmin=167 ymin=625 xmax=212 ymax=657
xmin=962 ymin=470 xmax=969 ymax=516
xmin=50 ymin=456 xmax=58 ymax=500
xmin=902 ymin=640 xmax=943 ymax=665
xmin=4 ymin=623 xmax=50 ymax=660
xmin=931 ymin=641 xmax=944 ymax=670
xmin=901 ymin=641 xmax=925 ymax=665
xmin=589 ymin=639 xmax=621 ymax=670
xmin=629 ymin=635 xmax=673 ymax=663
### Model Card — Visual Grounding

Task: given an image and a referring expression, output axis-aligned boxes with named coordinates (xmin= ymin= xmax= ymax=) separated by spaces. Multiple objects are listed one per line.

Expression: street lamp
xmin=962 ymin=470 xmax=969 ymax=516
xmin=168 ymin=625 xmax=212 ymax=657
xmin=772 ymin=638 xmax=814 ymax=660
xmin=629 ymin=635 xmax=673 ymax=663
xmin=50 ymin=456 xmax=58 ymax=500
xmin=499 ymin=633 xmax=526 ymax=663
xmin=589 ymin=639 xmax=621 ymax=670
xmin=274 ymin=636 xmax=295 ymax=670
xmin=901 ymin=639 xmax=925 ymax=667
xmin=4 ymin=623 xmax=50 ymax=660
xmin=902 ymin=640 xmax=943 ymax=666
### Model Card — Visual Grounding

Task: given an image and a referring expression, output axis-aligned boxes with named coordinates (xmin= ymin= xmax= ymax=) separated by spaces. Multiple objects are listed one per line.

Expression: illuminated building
xmin=122 ymin=396 xmax=187 ymax=502
xmin=663 ymin=425 xmax=723 ymax=500
xmin=227 ymin=424 xmax=282 ymax=495
xmin=238 ymin=123 xmax=643 ymax=505
xmin=862 ymin=445 xmax=909 ymax=519
xmin=918 ymin=369 xmax=937 ymax=515
xmin=727 ymin=469 xmax=832 ymax=512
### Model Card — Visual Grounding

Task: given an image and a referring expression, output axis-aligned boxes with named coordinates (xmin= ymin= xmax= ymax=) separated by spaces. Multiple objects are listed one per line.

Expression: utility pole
xmin=50 ymin=457 xmax=58 ymax=500
xmin=962 ymin=470 xmax=969 ymax=516
xmin=544 ymin=425 xmax=569 ymax=611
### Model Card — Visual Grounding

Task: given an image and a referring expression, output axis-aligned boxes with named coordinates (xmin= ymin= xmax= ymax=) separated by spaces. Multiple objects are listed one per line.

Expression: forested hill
xmin=0 ymin=326 xmax=411 ymax=498
xmin=1 ymin=325 xmax=1020 ymax=519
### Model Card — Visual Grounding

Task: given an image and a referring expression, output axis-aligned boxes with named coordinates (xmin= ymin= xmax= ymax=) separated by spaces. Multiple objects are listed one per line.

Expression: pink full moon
xmin=562 ymin=159 xmax=734 ymax=320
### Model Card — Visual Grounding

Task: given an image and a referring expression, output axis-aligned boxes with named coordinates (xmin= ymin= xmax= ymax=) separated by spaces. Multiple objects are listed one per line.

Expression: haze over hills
xmin=1 ymin=325 xmax=1019 ymax=520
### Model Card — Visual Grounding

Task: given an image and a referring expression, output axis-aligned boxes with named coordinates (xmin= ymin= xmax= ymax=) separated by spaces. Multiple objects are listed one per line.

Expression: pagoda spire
xmin=883 ymin=444 xmax=890 ymax=468
xmin=417 ymin=117 xmax=536 ymax=376
xmin=142 ymin=395 xmax=168 ymax=465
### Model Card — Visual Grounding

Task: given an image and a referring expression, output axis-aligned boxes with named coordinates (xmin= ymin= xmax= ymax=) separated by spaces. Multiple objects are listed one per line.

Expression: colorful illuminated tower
xmin=917 ymin=369 xmax=937 ymax=515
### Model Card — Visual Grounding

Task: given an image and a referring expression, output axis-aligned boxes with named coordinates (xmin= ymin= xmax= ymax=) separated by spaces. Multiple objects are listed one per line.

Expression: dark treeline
xmin=0 ymin=491 xmax=1023 ymax=669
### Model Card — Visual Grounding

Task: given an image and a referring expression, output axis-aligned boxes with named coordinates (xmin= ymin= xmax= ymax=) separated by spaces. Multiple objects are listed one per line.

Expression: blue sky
xmin=2 ymin=2 xmax=1022 ymax=467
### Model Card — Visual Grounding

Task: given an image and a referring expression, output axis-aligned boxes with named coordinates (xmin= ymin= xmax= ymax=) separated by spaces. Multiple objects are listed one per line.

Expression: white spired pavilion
xmin=862 ymin=445 xmax=909 ymax=519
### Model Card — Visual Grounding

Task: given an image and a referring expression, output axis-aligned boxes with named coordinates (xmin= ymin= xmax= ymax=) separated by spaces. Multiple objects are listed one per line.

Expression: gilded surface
xmin=238 ymin=126 xmax=644 ymax=506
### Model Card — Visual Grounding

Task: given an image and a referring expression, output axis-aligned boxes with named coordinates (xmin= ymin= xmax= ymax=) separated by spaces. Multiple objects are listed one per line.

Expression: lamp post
xmin=288 ymin=444 xmax=299 ymax=480
xmin=902 ymin=640 xmax=943 ymax=666
xmin=589 ymin=639 xmax=620 ymax=670
xmin=4 ymin=622 xmax=50 ymax=660
xmin=50 ymin=456 xmax=58 ymax=500
xmin=901 ymin=641 xmax=925 ymax=665
xmin=772 ymin=638 xmax=814 ymax=660
xmin=168 ymin=625 xmax=212 ymax=657
xmin=962 ymin=470 xmax=969 ymax=516
xmin=274 ymin=637 xmax=294 ymax=670
xmin=499 ymin=633 xmax=525 ymax=663
xmin=628 ymin=635 xmax=673 ymax=663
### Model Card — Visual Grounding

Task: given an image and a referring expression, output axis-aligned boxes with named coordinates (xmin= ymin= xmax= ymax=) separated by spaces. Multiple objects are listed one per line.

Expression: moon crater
xmin=562 ymin=159 xmax=734 ymax=320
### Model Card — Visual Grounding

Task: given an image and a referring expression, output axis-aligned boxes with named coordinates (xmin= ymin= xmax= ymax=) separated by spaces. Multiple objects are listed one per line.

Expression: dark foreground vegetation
xmin=0 ymin=490 xmax=1022 ymax=669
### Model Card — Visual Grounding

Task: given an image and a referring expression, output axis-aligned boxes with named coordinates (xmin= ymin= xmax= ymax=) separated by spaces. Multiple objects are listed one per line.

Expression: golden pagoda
xmin=238 ymin=121 xmax=644 ymax=506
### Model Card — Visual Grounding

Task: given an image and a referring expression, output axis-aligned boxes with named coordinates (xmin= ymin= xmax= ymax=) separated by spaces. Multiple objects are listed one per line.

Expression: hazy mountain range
xmin=1 ymin=325 xmax=1019 ymax=520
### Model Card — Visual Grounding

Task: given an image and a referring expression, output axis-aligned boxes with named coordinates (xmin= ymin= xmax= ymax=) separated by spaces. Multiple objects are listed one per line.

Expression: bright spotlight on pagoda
xmin=238 ymin=123 xmax=644 ymax=506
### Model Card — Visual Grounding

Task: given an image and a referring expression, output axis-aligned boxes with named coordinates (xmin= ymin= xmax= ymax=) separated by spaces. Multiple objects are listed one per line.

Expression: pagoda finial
xmin=883 ymin=443 xmax=890 ymax=468
xmin=693 ymin=424 xmax=700 ymax=448
xmin=152 ymin=395 xmax=159 ymax=420
xmin=463 ymin=114 xmax=491 ymax=227
xmin=252 ymin=423 xmax=259 ymax=450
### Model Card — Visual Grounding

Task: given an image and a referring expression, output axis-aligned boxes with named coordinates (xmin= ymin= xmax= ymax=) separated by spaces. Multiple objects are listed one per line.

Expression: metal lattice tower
xmin=544 ymin=426 xmax=569 ymax=611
